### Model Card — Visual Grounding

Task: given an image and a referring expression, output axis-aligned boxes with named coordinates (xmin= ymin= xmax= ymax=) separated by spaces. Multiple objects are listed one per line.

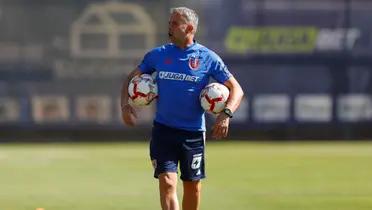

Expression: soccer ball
xmin=128 ymin=74 xmax=157 ymax=106
xmin=200 ymin=83 xmax=229 ymax=114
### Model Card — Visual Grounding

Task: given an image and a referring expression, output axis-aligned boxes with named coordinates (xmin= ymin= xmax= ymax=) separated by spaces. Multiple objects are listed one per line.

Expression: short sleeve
xmin=209 ymin=54 xmax=232 ymax=84
xmin=138 ymin=50 xmax=156 ymax=74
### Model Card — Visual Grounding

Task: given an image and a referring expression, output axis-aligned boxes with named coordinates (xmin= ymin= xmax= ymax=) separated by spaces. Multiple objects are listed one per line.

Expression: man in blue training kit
xmin=121 ymin=7 xmax=244 ymax=210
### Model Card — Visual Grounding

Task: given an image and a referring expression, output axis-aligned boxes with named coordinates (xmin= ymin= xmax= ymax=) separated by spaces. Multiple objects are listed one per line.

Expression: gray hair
xmin=170 ymin=7 xmax=199 ymax=32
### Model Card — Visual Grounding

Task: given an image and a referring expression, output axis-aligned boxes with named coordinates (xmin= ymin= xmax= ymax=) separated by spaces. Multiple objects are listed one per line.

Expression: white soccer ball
xmin=200 ymin=83 xmax=229 ymax=114
xmin=128 ymin=74 xmax=158 ymax=106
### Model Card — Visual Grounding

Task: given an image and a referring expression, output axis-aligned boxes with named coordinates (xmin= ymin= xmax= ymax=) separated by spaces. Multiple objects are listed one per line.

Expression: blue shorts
xmin=150 ymin=121 xmax=206 ymax=181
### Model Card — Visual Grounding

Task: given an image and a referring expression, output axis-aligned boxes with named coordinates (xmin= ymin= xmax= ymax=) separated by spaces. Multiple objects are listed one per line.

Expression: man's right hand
xmin=121 ymin=104 xmax=137 ymax=126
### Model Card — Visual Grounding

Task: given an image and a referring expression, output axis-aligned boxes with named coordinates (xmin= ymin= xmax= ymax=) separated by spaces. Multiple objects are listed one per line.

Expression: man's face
xmin=168 ymin=12 xmax=192 ymax=44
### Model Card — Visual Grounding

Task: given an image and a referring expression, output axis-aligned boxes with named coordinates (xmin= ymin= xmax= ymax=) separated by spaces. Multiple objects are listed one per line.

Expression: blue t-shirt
xmin=138 ymin=42 xmax=232 ymax=131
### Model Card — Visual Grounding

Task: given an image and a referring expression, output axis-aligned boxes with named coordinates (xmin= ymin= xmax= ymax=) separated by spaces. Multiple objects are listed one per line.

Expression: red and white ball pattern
xmin=128 ymin=74 xmax=157 ymax=106
xmin=200 ymin=83 xmax=229 ymax=114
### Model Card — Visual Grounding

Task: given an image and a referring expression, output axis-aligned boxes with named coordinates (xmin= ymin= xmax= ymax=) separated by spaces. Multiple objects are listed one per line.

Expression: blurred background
xmin=1 ymin=1 xmax=372 ymax=210
xmin=1 ymin=0 xmax=372 ymax=140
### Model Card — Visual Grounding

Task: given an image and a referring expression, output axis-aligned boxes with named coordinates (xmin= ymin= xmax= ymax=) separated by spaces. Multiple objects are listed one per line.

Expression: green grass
xmin=1 ymin=141 xmax=372 ymax=210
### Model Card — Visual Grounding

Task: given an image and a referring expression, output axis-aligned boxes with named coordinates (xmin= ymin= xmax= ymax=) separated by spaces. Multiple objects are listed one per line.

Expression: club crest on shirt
xmin=188 ymin=56 xmax=200 ymax=70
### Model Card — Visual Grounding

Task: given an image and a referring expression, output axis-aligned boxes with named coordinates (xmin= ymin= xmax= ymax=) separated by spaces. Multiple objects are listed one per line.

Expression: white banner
xmin=76 ymin=95 xmax=111 ymax=123
xmin=32 ymin=95 xmax=69 ymax=123
xmin=253 ymin=94 xmax=290 ymax=122
xmin=338 ymin=94 xmax=372 ymax=122
xmin=295 ymin=94 xmax=332 ymax=122
xmin=0 ymin=98 xmax=20 ymax=122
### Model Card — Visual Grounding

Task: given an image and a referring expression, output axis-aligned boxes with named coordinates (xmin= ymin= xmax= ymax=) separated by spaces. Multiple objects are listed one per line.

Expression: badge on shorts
xmin=188 ymin=56 xmax=200 ymax=70
xmin=191 ymin=154 xmax=202 ymax=170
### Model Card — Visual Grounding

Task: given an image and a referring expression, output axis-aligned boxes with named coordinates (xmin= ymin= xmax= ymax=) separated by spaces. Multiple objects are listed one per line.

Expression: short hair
xmin=170 ymin=7 xmax=199 ymax=33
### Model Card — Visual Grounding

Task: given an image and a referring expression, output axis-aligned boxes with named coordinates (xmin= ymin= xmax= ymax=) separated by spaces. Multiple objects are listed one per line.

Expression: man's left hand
xmin=212 ymin=113 xmax=230 ymax=139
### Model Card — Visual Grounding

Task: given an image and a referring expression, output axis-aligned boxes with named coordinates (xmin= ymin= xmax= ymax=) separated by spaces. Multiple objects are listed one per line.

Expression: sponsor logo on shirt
xmin=159 ymin=71 xmax=199 ymax=82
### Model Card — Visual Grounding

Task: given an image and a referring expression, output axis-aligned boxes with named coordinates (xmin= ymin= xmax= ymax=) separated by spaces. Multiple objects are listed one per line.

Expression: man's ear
xmin=186 ymin=24 xmax=194 ymax=34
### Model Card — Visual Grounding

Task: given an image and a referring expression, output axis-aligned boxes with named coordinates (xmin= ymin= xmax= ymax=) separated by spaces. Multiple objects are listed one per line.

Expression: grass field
xmin=1 ymin=141 xmax=372 ymax=210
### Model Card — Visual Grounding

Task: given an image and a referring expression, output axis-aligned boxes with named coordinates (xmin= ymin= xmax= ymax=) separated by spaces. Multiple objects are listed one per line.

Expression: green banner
xmin=225 ymin=27 xmax=318 ymax=54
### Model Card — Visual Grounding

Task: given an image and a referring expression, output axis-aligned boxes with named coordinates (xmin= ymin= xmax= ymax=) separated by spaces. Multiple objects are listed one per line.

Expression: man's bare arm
xmin=223 ymin=76 xmax=244 ymax=113
xmin=121 ymin=68 xmax=143 ymax=126
xmin=212 ymin=76 xmax=244 ymax=139
xmin=121 ymin=68 xmax=143 ymax=108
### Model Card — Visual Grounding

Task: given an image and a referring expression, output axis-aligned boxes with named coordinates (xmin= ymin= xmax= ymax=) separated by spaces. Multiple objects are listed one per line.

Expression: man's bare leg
xmin=182 ymin=180 xmax=201 ymax=210
xmin=159 ymin=172 xmax=179 ymax=210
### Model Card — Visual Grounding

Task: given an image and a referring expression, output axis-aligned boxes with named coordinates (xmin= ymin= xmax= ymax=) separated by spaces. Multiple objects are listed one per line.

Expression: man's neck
xmin=174 ymin=37 xmax=194 ymax=49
